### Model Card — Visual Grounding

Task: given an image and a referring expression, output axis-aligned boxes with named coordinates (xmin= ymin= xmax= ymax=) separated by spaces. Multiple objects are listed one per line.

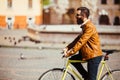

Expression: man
xmin=63 ymin=7 xmax=103 ymax=80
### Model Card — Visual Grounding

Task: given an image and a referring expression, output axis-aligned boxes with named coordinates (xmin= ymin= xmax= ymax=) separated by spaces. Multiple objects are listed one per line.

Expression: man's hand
xmin=62 ymin=48 xmax=68 ymax=58
xmin=62 ymin=48 xmax=74 ymax=58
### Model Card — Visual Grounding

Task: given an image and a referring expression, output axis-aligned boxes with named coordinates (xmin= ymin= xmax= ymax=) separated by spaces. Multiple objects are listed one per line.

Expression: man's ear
xmin=83 ymin=13 xmax=86 ymax=18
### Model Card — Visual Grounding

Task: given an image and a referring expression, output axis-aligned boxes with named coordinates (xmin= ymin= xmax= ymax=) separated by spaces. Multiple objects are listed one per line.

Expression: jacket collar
xmin=80 ymin=19 xmax=90 ymax=28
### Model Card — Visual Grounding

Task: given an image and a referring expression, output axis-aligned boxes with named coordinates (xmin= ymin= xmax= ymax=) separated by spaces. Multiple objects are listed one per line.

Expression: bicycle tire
xmin=38 ymin=68 xmax=75 ymax=80
xmin=100 ymin=69 xmax=120 ymax=80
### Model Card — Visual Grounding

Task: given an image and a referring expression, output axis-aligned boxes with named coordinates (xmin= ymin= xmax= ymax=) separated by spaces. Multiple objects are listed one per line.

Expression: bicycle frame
xmin=61 ymin=59 xmax=86 ymax=80
xmin=61 ymin=58 xmax=113 ymax=80
xmin=97 ymin=60 xmax=113 ymax=80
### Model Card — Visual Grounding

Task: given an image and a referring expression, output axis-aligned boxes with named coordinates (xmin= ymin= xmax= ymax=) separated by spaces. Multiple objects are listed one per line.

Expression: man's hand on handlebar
xmin=62 ymin=48 xmax=68 ymax=58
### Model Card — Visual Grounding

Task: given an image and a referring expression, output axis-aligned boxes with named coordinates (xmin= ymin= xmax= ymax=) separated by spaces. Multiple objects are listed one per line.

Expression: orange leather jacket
xmin=66 ymin=21 xmax=103 ymax=60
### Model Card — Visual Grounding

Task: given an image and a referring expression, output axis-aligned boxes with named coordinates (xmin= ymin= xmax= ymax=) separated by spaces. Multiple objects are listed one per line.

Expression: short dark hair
xmin=77 ymin=7 xmax=90 ymax=18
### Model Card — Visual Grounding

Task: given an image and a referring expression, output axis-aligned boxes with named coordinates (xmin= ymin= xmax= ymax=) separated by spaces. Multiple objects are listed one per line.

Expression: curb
xmin=0 ymin=44 xmax=65 ymax=50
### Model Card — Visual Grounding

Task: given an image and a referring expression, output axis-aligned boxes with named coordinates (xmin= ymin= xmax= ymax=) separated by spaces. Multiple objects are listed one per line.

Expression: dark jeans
xmin=69 ymin=52 xmax=102 ymax=80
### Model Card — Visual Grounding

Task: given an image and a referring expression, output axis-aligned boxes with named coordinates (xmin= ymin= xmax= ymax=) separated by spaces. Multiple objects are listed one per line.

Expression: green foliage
xmin=43 ymin=0 xmax=50 ymax=6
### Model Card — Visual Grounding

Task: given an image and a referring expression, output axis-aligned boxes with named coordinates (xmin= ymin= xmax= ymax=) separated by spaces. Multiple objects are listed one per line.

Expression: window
xmin=113 ymin=16 xmax=120 ymax=25
xmin=99 ymin=15 xmax=110 ymax=25
xmin=28 ymin=0 xmax=32 ymax=9
xmin=101 ymin=0 xmax=107 ymax=4
xmin=7 ymin=0 xmax=12 ymax=8
xmin=114 ymin=0 xmax=120 ymax=4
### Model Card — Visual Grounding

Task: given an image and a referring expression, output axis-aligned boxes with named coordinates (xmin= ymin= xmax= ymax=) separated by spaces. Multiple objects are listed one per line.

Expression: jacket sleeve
xmin=66 ymin=25 xmax=95 ymax=57
xmin=66 ymin=34 xmax=82 ymax=50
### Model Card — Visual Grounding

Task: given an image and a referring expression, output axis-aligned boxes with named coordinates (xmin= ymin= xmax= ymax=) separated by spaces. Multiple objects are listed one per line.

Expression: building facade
xmin=43 ymin=0 xmax=120 ymax=25
xmin=0 ymin=0 xmax=119 ymax=29
xmin=0 ymin=0 xmax=43 ymax=29
xmin=97 ymin=0 xmax=120 ymax=25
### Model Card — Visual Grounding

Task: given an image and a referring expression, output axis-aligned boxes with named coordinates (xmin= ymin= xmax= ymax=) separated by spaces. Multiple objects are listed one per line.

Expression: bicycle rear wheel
xmin=38 ymin=68 xmax=75 ymax=80
xmin=101 ymin=69 xmax=120 ymax=80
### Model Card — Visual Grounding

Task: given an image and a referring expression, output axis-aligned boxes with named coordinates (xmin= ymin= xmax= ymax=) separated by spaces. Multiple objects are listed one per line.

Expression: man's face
xmin=76 ymin=10 xmax=84 ymax=25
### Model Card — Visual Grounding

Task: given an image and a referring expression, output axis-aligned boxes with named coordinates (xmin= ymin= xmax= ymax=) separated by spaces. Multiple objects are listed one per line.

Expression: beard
xmin=77 ymin=18 xmax=83 ymax=25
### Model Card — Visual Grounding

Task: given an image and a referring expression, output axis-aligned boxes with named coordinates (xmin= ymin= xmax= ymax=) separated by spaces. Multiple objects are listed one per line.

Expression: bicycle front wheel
xmin=38 ymin=68 xmax=75 ymax=80
xmin=101 ymin=69 xmax=120 ymax=80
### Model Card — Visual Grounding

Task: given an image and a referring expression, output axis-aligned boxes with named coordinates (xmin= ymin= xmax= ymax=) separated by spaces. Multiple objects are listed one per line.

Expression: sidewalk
xmin=0 ymin=29 xmax=66 ymax=49
xmin=0 ymin=29 xmax=120 ymax=50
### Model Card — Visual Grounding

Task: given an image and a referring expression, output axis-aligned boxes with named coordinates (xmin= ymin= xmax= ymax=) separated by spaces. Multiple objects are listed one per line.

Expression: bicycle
xmin=38 ymin=49 xmax=120 ymax=80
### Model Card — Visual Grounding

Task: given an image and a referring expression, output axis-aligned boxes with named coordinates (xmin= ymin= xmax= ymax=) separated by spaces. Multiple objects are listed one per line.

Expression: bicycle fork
xmin=61 ymin=66 xmax=69 ymax=80
xmin=61 ymin=60 xmax=70 ymax=80
xmin=61 ymin=61 xmax=83 ymax=80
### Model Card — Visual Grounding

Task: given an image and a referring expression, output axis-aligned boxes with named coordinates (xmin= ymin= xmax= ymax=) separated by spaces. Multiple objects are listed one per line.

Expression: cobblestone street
xmin=0 ymin=48 xmax=64 ymax=80
xmin=0 ymin=47 xmax=120 ymax=80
